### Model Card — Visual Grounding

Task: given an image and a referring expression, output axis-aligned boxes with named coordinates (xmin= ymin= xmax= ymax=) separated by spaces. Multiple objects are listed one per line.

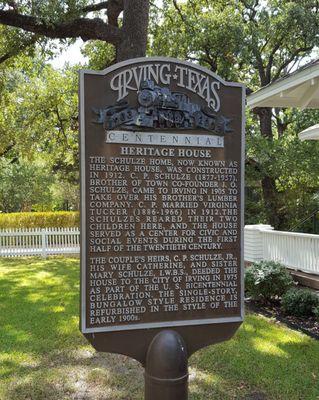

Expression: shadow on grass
xmin=3 ymin=350 xmax=144 ymax=400
xmin=1 ymin=257 xmax=319 ymax=400
xmin=0 ymin=257 xmax=144 ymax=400
xmin=189 ymin=313 xmax=319 ymax=400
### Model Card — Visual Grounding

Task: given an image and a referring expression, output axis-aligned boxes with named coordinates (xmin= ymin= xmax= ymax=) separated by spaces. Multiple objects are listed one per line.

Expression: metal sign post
xmin=79 ymin=57 xmax=245 ymax=399
xmin=145 ymin=330 xmax=188 ymax=400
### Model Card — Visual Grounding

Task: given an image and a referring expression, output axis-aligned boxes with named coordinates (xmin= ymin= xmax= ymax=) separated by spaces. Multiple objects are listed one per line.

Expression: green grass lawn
xmin=0 ymin=257 xmax=318 ymax=400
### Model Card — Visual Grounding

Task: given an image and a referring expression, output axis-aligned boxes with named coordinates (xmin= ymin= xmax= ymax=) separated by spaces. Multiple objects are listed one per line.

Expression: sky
xmin=49 ymin=39 xmax=88 ymax=69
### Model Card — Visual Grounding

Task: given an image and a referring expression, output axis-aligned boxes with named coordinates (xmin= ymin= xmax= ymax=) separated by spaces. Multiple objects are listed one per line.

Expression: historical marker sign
xmin=79 ymin=57 xmax=245 ymax=361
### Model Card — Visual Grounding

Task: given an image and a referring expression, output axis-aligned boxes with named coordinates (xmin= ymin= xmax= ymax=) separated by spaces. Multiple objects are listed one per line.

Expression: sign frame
xmin=79 ymin=56 xmax=245 ymax=336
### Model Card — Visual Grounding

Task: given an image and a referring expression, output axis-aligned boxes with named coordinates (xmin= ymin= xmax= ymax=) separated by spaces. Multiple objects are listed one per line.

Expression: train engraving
xmin=93 ymin=79 xmax=232 ymax=134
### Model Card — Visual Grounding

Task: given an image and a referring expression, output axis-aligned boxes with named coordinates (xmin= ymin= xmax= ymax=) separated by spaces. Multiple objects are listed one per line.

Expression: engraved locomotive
xmin=94 ymin=79 xmax=232 ymax=134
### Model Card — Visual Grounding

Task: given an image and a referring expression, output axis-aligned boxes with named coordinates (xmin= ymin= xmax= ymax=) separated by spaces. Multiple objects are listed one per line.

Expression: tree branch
xmin=172 ymin=0 xmax=197 ymax=37
xmin=265 ymin=37 xmax=284 ymax=82
xmin=0 ymin=52 xmax=13 ymax=64
xmin=0 ymin=142 xmax=15 ymax=158
xmin=149 ymin=0 xmax=161 ymax=11
xmin=82 ymin=1 xmax=109 ymax=13
xmin=107 ymin=0 xmax=123 ymax=27
xmin=82 ymin=0 xmax=124 ymax=28
xmin=252 ymin=46 xmax=267 ymax=85
xmin=172 ymin=0 xmax=187 ymax=25
xmin=246 ymin=157 xmax=262 ymax=173
xmin=272 ymin=45 xmax=313 ymax=82
xmin=5 ymin=1 xmax=20 ymax=12
xmin=0 ymin=35 xmax=37 ymax=64
xmin=54 ymin=106 xmax=68 ymax=143
xmin=0 ymin=10 xmax=121 ymax=43
xmin=240 ymin=0 xmax=259 ymax=24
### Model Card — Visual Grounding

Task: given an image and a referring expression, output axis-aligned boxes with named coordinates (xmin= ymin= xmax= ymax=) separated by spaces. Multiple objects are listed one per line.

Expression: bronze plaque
xmin=79 ymin=57 xmax=245 ymax=362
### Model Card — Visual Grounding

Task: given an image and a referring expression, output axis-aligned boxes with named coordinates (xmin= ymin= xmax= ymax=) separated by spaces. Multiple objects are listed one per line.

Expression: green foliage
xmin=0 ymin=211 xmax=79 ymax=229
xmin=0 ymin=52 xmax=46 ymax=157
xmin=0 ymin=1 xmax=319 ymax=229
xmin=151 ymin=1 xmax=319 ymax=231
xmin=246 ymin=118 xmax=319 ymax=230
xmin=0 ymin=159 xmax=53 ymax=213
xmin=1 ymin=0 xmax=88 ymax=23
xmin=239 ymin=0 xmax=319 ymax=87
xmin=81 ymin=40 xmax=116 ymax=70
xmin=245 ymin=261 xmax=293 ymax=302
xmin=281 ymin=288 xmax=319 ymax=317
xmin=150 ymin=0 xmax=319 ymax=85
xmin=0 ymin=24 xmax=39 ymax=72
xmin=0 ymin=54 xmax=81 ymax=212
xmin=50 ymin=180 xmax=80 ymax=211
xmin=150 ymin=0 xmax=245 ymax=81
xmin=0 ymin=58 xmax=79 ymax=185
xmin=23 ymin=65 xmax=79 ymax=182
xmin=314 ymin=306 xmax=319 ymax=322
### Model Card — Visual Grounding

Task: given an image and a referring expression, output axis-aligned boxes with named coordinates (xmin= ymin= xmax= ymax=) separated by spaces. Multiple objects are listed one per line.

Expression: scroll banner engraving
xmin=106 ymin=130 xmax=224 ymax=148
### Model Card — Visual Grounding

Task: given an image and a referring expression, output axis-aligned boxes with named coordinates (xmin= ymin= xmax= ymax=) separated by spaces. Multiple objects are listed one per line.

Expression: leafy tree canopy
xmin=150 ymin=0 xmax=319 ymax=229
xmin=150 ymin=0 xmax=319 ymax=87
xmin=0 ymin=53 xmax=79 ymax=182
xmin=0 ymin=0 xmax=318 ymax=229
xmin=0 ymin=158 xmax=53 ymax=212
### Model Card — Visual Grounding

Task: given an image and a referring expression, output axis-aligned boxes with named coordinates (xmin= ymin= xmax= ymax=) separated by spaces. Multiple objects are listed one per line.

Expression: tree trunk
xmin=261 ymin=175 xmax=281 ymax=228
xmin=116 ymin=0 xmax=150 ymax=62
xmin=254 ymin=107 xmax=282 ymax=228
xmin=256 ymin=107 xmax=272 ymax=139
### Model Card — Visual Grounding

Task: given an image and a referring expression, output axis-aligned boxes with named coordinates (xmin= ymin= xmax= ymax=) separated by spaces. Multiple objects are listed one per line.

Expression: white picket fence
xmin=1 ymin=226 xmax=318 ymax=276
xmin=245 ymin=224 xmax=319 ymax=275
xmin=0 ymin=227 xmax=80 ymax=257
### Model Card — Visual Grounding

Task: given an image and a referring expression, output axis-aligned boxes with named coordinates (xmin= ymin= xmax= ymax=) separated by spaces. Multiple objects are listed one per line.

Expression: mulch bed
xmin=245 ymin=299 xmax=319 ymax=340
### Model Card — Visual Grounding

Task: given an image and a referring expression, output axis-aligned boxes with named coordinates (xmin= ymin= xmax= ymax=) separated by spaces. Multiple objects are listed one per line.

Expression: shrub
xmin=281 ymin=288 xmax=319 ymax=317
xmin=0 ymin=211 xmax=79 ymax=229
xmin=245 ymin=261 xmax=293 ymax=303
xmin=314 ymin=306 xmax=319 ymax=322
